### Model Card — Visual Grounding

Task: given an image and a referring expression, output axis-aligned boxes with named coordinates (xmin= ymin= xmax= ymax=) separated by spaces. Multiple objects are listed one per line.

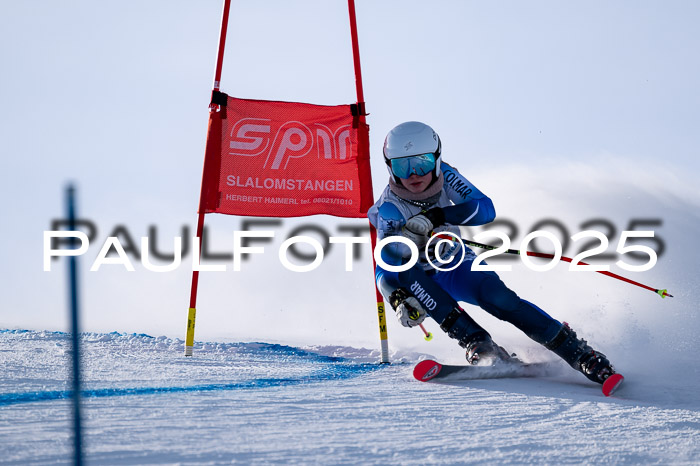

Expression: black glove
xmin=422 ymin=207 xmax=445 ymax=228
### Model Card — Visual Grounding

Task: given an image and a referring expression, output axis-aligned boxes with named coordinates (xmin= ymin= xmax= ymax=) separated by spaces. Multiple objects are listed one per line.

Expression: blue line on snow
xmin=0 ymin=363 xmax=383 ymax=407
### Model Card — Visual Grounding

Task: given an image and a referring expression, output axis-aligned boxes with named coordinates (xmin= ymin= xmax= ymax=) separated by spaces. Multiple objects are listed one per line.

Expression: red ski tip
xmin=413 ymin=359 xmax=443 ymax=382
xmin=602 ymin=373 xmax=624 ymax=397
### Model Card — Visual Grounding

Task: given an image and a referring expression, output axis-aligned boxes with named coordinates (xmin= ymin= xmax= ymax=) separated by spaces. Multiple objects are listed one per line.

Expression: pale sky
xmin=1 ymin=1 xmax=699 ymax=355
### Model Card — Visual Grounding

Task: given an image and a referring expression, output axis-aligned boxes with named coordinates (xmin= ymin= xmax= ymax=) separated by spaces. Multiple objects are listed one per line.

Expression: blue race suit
xmin=368 ymin=162 xmax=562 ymax=345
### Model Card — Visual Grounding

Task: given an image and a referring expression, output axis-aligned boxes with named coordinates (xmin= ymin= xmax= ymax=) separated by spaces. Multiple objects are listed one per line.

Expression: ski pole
xmin=419 ymin=323 xmax=433 ymax=341
xmin=464 ymin=239 xmax=673 ymax=298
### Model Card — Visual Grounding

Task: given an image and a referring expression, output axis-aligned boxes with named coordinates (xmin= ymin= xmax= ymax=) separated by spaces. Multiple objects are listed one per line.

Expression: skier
xmin=368 ymin=121 xmax=617 ymax=385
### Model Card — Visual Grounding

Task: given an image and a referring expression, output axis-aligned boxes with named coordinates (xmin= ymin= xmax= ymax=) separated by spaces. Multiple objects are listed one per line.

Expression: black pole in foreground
xmin=66 ymin=184 xmax=84 ymax=465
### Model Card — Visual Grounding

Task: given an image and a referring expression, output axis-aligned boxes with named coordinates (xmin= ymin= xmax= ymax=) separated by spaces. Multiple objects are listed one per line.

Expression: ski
xmin=413 ymin=359 xmax=625 ymax=397
xmin=413 ymin=359 xmax=558 ymax=382
xmin=601 ymin=373 xmax=624 ymax=397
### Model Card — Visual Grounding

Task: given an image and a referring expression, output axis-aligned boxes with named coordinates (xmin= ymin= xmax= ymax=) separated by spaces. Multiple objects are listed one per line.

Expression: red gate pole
xmin=348 ymin=0 xmax=365 ymax=106
xmin=185 ymin=0 xmax=232 ymax=357
xmin=348 ymin=0 xmax=389 ymax=363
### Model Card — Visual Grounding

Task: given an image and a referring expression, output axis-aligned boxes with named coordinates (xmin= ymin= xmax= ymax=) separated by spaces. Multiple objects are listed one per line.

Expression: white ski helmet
xmin=383 ymin=121 xmax=442 ymax=182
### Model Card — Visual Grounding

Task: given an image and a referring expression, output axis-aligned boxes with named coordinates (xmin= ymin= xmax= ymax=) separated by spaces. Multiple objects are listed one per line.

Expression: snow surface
xmin=2 ymin=330 xmax=699 ymax=464
xmin=3 ymin=1 xmax=700 ymax=463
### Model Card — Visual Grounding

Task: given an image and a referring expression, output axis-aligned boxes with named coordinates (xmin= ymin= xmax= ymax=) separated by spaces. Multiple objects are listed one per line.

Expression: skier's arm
xmin=406 ymin=162 xmax=495 ymax=231
xmin=428 ymin=195 xmax=495 ymax=227
xmin=406 ymin=189 xmax=495 ymax=232
xmin=440 ymin=162 xmax=496 ymax=226
xmin=373 ymin=202 xmax=413 ymax=268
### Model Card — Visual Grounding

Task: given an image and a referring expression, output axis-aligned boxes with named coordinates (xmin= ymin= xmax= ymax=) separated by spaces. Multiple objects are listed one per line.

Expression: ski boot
xmin=545 ymin=323 xmax=615 ymax=384
xmin=463 ymin=331 xmax=513 ymax=366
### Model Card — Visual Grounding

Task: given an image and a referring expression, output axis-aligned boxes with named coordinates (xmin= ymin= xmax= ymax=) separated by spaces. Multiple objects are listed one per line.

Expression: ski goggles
xmin=389 ymin=153 xmax=437 ymax=179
